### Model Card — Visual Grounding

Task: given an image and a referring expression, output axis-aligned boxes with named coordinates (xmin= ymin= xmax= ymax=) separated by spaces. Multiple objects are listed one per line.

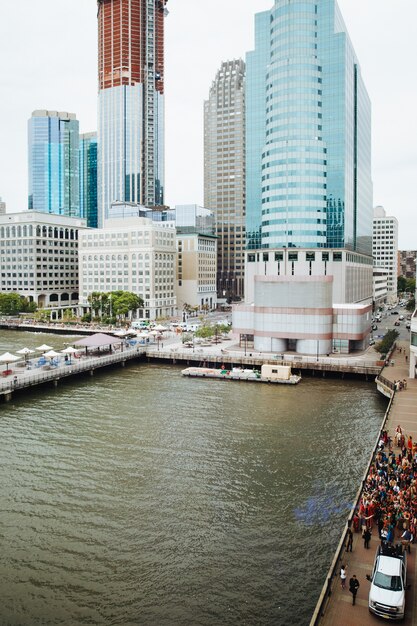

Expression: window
xmin=333 ymin=252 xmax=342 ymax=262
xmin=248 ymin=254 xmax=256 ymax=263
xmin=274 ymin=252 xmax=283 ymax=261
xmin=288 ymin=252 xmax=298 ymax=261
xmin=306 ymin=252 xmax=315 ymax=262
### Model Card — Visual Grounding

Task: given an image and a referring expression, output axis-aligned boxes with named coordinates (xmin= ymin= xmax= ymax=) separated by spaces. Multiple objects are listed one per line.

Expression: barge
xmin=181 ymin=363 xmax=301 ymax=384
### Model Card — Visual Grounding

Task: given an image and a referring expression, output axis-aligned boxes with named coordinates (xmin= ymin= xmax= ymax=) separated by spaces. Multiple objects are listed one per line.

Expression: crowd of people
xmin=352 ymin=425 xmax=416 ymax=550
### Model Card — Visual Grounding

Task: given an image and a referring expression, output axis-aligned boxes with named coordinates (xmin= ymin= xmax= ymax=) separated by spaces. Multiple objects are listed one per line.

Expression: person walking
xmin=340 ymin=564 xmax=347 ymax=589
xmin=363 ymin=527 xmax=372 ymax=549
xmin=349 ymin=575 xmax=360 ymax=605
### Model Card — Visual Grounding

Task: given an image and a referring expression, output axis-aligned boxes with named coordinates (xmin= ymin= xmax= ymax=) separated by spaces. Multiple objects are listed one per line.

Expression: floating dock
xmin=181 ymin=365 xmax=301 ymax=384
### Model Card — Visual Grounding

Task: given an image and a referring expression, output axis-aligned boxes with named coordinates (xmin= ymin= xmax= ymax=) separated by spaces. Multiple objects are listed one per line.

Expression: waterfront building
xmin=233 ymin=0 xmax=373 ymax=356
xmin=78 ymin=216 xmax=176 ymax=320
xmin=373 ymin=206 xmax=398 ymax=303
xmin=0 ymin=211 xmax=86 ymax=313
xmin=204 ymin=60 xmax=246 ymax=301
xmin=28 ymin=110 xmax=80 ymax=217
xmin=79 ymin=132 xmax=98 ymax=228
xmin=174 ymin=206 xmax=217 ymax=311
xmin=0 ymin=197 xmax=6 ymax=215
xmin=97 ymin=0 xmax=168 ymax=225
xmin=398 ymin=250 xmax=417 ymax=280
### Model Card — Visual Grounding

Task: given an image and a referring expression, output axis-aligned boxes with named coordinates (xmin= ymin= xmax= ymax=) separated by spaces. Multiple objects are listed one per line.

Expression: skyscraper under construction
xmin=97 ymin=0 xmax=168 ymax=225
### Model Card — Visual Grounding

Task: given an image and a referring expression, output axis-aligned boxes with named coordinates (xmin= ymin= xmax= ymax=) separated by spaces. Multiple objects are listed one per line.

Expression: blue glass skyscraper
xmin=246 ymin=0 xmax=372 ymax=255
xmin=79 ymin=132 xmax=98 ymax=228
xmin=28 ymin=110 xmax=80 ymax=217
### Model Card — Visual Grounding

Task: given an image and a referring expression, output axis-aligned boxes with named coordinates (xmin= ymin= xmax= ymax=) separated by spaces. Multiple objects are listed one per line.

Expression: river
xmin=0 ymin=329 xmax=387 ymax=625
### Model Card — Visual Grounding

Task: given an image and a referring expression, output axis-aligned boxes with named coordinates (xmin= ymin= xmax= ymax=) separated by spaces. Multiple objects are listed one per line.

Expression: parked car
xmin=406 ymin=322 xmax=411 ymax=330
xmin=394 ymin=320 xmax=401 ymax=326
xmin=399 ymin=315 xmax=404 ymax=320
xmin=368 ymin=544 xmax=407 ymax=621
xmin=372 ymin=324 xmax=378 ymax=331
xmin=391 ymin=310 xmax=399 ymax=315
xmin=369 ymin=338 xmax=376 ymax=346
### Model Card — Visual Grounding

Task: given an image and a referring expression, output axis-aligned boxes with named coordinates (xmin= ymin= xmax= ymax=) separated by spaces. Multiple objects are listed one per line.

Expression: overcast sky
xmin=0 ymin=0 xmax=416 ymax=247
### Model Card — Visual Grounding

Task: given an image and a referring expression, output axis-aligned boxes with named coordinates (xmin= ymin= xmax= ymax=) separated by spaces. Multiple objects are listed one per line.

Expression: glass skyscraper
xmin=246 ymin=0 xmax=372 ymax=255
xmin=28 ymin=110 xmax=80 ymax=217
xmin=79 ymin=132 xmax=98 ymax=228
xmin=97 ymin=0 xmax=168 ymax=226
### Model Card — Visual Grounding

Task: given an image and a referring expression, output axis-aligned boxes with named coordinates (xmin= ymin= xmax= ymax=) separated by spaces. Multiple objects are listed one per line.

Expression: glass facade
xmin=28 ymin=111 xmax=80 ymax=217
xmin=246 ymin=0 xmax=372 ymax=254
xmin=79 ymin=133 xmax=98 ymax=228
xmin=98 ymin=85 xmax=164 ymax=226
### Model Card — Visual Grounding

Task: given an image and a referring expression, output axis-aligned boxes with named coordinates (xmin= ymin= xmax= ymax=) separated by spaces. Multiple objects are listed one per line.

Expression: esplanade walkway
xmin=312 ymin=341 xmax=417 ymax=626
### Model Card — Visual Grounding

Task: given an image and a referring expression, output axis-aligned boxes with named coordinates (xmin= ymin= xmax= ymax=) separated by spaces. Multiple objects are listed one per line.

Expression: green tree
xmin=111 ymin=291 xmax=142 ymax=317
xmin=375 ymin=329 xmax=399 ymax=356
xmin=0 ymin=293 xmax=34 ymax=315
xmin=406 ymin=297 xmax=415 ymax=312
xmin=397 ymin=275 xmax=407 ymax=293
xmin=195 ymin=323 xmax=215 ymax=339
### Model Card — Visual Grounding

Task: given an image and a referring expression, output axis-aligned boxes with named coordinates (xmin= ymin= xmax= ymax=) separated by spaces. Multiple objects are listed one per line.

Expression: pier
xmin=311 ymin=342 xmax=417 ymax=626
xmin=0 ymin=344 xmax=146 ymax=401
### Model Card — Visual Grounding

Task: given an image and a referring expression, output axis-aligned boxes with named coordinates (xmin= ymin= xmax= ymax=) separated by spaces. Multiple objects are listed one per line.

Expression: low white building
xmin=0 ymin=211 xmax=86 ymax=312
xmin=79 ymin=217 xmax=177 ymax=320
xmin=233 ymin=248 xmax=373 ymax=355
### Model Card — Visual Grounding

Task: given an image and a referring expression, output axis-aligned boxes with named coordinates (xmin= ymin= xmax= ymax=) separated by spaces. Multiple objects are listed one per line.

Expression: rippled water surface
xmin=0 ymin=330 xmax=387 ymax=625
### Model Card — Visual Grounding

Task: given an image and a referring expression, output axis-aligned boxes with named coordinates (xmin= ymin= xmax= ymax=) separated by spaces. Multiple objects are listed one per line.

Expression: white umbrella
xmin=36 ymin=344 xmax=53 ymax=352
xmin=43 ymin=350 xmax=60 ymax=358
xmin=149 ymin=330 xmax=159 ymax=336
xmin=0 ymin=351 xmax=19 ymax=371
xmin=154 ymin=324 xmax=168 ymax=332
xmin=61 ymin=346 xmax=79 ymax=363
xmin=16 ymin=347 xmax=35 ymax=362
xmin=61 ymin=346 xmax=79 ymax=354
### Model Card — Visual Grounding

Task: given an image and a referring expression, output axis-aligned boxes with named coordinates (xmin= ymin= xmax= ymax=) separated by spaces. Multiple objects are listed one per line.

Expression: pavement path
xmin=319 ymin=341 xmax=417 ymax=626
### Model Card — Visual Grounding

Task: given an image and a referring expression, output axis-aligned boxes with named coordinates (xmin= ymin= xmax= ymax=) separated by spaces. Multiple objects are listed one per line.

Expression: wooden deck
xmin=311 ymin=342 xmax=417 ymax=625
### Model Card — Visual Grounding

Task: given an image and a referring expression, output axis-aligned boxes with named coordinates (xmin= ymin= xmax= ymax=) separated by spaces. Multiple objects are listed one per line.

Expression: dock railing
xmin=309 ymin=387 xmax=395 ymax=625
xmin=0 ymin=346 xmax=146 ymax=395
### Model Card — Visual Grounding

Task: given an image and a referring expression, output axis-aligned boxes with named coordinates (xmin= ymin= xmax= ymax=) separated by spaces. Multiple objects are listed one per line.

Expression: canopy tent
xmin=73 ymin=333 xmax=122 ymax=348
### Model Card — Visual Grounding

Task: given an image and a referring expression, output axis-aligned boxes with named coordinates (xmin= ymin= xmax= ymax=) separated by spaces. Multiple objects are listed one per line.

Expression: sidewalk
xmin=319 ymin=341 xmax=417 ymax=626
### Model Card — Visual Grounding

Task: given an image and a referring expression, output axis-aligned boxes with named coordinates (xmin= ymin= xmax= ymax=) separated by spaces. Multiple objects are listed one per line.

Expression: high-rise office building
xmin=97 ymin=0 xmax=168 ymax=225
xmin=233 ymin=0 xmax=374 ymax=356
xmin=28 ymin=110 xmax=80 ymax=217
xmin=373 ymin=206 xmax=398 ymax=302
xmin=79 ymin=132 xmax=98 ymax=228
xmin=204 ymin=60 xmax=246 ymax=300
xmin=245 ymin=0 xmax=372 ymax=254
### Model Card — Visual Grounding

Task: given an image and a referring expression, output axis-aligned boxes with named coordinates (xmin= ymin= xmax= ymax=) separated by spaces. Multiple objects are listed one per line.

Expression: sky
xmin=0 ymin=0 xmax=416 ymax=247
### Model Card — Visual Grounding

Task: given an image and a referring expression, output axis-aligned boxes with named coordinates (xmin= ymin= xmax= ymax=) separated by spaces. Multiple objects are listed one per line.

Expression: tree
xmin=111 ymin=291 xmax=142 ymax=317
xmin=375 ymin=329 xmax=399 ymax=357
xmin=397 ymin=276 xmax=407 ymax=293
xmin=0 ymin=293 xmax=36 ymax=316
xmin=406 ymin=297 xmax=415 ymax=312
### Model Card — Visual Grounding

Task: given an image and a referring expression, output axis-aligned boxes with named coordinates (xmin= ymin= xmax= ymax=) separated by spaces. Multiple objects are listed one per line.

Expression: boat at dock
xmin=181 ymin=363 xmax=301 ymax=384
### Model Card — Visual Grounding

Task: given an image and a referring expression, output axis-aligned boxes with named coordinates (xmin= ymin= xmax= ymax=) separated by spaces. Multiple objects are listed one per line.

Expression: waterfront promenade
xmin=313 ymin=342 xmax=417 ymax=626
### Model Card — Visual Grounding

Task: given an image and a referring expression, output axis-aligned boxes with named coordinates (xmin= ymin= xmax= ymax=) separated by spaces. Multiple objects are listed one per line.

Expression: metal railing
xmin=0 ymin=346 xmax=146 ymax=395
xmin=310 ymin=387 xmax=395 ymax=625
